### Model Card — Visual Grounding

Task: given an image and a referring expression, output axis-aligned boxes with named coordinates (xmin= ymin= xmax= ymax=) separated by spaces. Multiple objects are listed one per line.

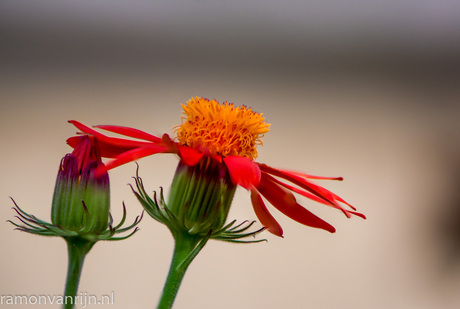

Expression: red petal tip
xmin=250 ymin=189 xmax=284 ymax=237
xmin=179 ymin=146 xmax=205 ymax=166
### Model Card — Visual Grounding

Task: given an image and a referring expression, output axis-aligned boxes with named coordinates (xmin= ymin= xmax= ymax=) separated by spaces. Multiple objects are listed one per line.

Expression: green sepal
xmin=8 ymin=197 xmax=142 ymax=242
xmin=131 ymin=166 xmax=266 ymax=243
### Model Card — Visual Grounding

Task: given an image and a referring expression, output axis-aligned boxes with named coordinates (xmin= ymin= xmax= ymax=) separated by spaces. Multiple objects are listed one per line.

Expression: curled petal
xmin=223 ymin=156 xmax=261 ymax=190
xmin=69 ymin=120 xmax=103 ymax=137
xmin=178 ymin=146 xmax=205 ymax=166
xmin=257 ymin=175 xmax=336 ymax=233
xmin=161 ymin=134 xmax=177 ymax=150
xmin=95 ymin=125 xmax=162 ymax=143
xmin=250 ymin=189 xmax=283 ymax=237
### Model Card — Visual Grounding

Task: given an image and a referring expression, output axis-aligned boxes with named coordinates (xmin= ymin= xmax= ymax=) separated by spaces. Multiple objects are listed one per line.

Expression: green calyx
xmin=9 ymin=198 xmax=142 ymax=241
xmin=52 ymin=184 xmax=110 ymax=236
xmin=168 ymin=158 xmax=236 ymax=235
xmin=131 ymin=161 xmax=266 ymax=243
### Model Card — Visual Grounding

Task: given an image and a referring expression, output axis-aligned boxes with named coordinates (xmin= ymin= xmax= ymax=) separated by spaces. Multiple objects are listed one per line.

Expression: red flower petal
xmin=261 ymin=166 xmax=365 ymax=218
xmin=257 ymin=174 xmax=336 ymax=233
xmin=262 ymin=165 xmax=364 ymax=214
xmin=269 ymin=176 xmax=355 ymax=218
xmin=68 ymin=136 xmax=145 ymax=158
xmin=95 ymin=125 xmax=162 ymax=143
xmin=329 ymin=192 xmax=358 ymax=211
xmin=104 ymin=146 xmax=169 ymax=170
xmin=95 ymin=139 xmax=142 ymax=158
xmin=66 ymin=136 xmax=81 ymax=148
xmin=272 ymin=177 xmax=337 ymax=205
xmin=282 ymin=169 xmax=343 ymax=181
xmin=223 ymin=156 xmax=261 ymax=190
xmin=161 ymin=134 xmax=177 ymax=150
xmin=69 ymin=120 xmax=104 ymax=138
xmin=68 ymin=120 xmax=155 ymax=149
xmin=278 ymin=179 xmax=366 ymax=219
xmin=178 ymin=146 xmax=204 ymax=166
xmin=279 ymin=168 xmax=361 ymax=212
xmin=250 ymin=189 xmax=284 ymax=237
xmin=213 ymin=155 xmax=222 ymax=163
xmin=259 ymin=164 xmax=340 ymax=208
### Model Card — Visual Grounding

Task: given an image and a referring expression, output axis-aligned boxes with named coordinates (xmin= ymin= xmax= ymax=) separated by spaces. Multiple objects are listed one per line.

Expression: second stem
xmin=157 ymin=232 xmax=210 ymax=309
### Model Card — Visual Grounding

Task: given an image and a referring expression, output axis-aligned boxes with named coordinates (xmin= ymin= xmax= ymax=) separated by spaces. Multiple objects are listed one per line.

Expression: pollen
xmin=175 ymin=97 xmax=270 ymax=159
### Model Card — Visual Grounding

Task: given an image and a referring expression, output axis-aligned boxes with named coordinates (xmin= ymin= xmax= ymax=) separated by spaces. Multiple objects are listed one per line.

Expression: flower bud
xmin=51 ymin=136 xmax=110 ymax=237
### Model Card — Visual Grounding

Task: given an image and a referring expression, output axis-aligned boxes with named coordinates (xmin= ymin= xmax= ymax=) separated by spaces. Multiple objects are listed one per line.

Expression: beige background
xmin=1 ymin=1 xmax=460 ymax=308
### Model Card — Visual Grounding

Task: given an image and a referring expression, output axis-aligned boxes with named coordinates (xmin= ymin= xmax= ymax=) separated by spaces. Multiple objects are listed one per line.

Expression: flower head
xmin=68 ymin=97 xmax=365 ymax=237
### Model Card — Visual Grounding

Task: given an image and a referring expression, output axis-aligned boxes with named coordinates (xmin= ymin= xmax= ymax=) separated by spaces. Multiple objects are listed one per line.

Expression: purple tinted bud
xmin=51 ymin=136 xmax=110 ymax=235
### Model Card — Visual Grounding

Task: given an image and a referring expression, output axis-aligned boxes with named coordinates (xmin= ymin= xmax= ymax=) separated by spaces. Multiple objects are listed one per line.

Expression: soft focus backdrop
xmin=1 ymin=1 xmax=460 ymax=308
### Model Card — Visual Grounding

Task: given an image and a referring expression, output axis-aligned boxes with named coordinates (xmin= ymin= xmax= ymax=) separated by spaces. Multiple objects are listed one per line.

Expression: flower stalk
xmin=63 ymin=238 xmax=94 ymax=309
xmin=157 ymin=231 xmax=211 ymax=309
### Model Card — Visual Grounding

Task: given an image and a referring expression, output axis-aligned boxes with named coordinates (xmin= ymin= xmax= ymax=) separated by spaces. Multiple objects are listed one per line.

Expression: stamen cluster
xmin=175 ymin=97 xmax=270 ymax=159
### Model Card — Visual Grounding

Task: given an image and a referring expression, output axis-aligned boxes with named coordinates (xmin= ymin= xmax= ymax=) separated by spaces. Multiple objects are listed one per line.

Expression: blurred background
xmin=1 ymin=1 xmax=459 ymax=308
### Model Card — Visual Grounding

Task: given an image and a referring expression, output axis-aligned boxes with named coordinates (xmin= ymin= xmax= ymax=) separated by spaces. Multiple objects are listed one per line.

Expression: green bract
xmin=132 ymin=161 xmax=265 ymax=243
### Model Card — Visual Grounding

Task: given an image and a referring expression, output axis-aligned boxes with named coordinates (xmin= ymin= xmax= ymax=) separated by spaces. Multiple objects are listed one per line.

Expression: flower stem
xmin=157 ymin=232 xmax=211 ymax=309
xmin=63 ymin=237 xmax=94 ymax=309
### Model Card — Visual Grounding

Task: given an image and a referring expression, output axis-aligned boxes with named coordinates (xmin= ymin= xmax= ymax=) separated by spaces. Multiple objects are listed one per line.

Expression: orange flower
xmin=69 ymin=97 xmax=364 ymax=237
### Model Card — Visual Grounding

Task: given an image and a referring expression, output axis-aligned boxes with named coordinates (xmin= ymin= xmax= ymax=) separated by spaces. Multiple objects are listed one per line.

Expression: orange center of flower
xmin=175 ymin=97 xmax=270 ymax=159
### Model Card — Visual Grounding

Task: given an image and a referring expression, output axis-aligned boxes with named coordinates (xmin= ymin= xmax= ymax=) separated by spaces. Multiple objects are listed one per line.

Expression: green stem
xmin=157 ymin=232 xmax=210 ymax=309
xmin=63 ymin=237 xmax=94 ymax=309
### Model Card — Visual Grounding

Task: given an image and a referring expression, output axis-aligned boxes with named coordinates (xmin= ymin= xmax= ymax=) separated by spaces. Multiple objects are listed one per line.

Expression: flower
xmin=9 ymin=134 xmax=142 ymax=241
xmin=68 ymin=97 xmax=365 ymax=237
